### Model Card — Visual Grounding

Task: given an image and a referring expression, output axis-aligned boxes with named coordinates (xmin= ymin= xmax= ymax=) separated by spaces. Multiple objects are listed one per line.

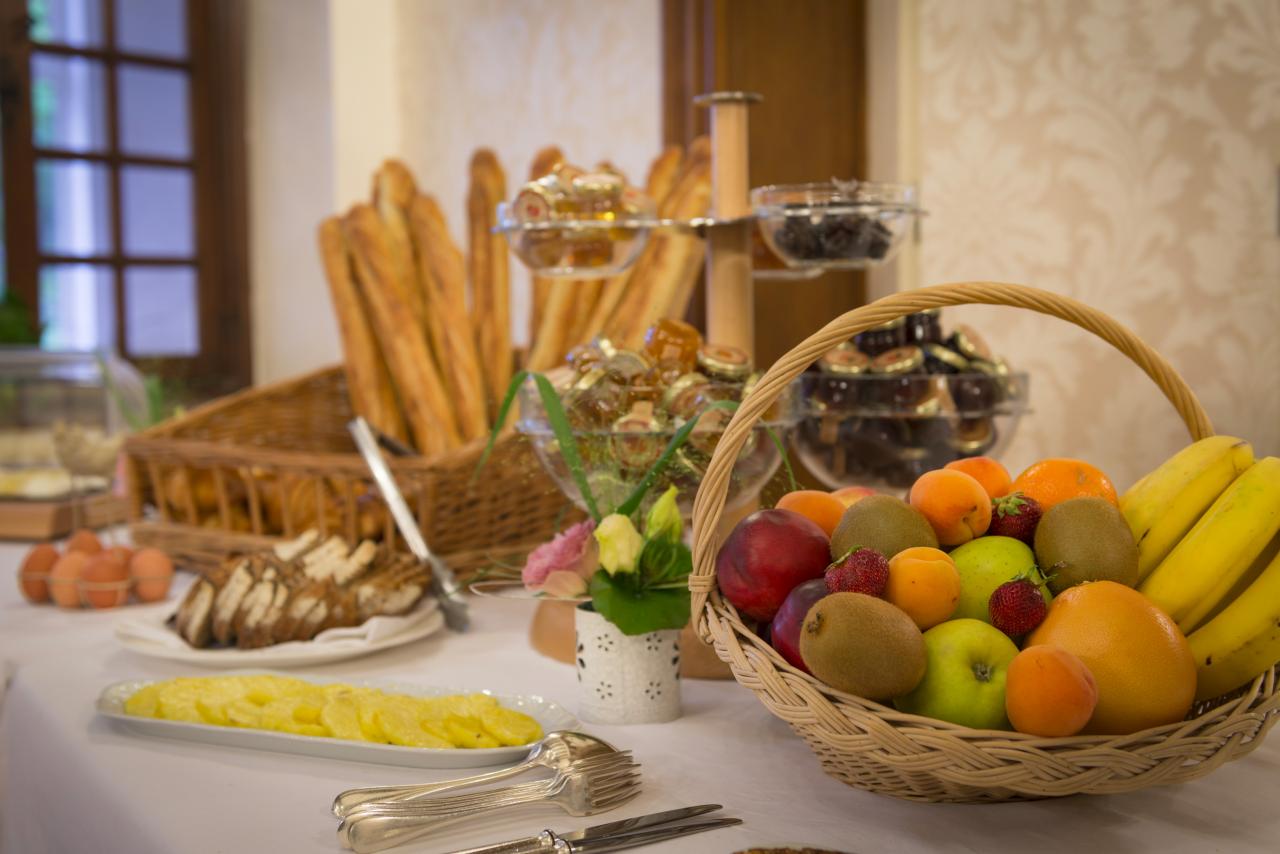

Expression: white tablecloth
xmin=2 ymin=537 xmax=1279 ymax=854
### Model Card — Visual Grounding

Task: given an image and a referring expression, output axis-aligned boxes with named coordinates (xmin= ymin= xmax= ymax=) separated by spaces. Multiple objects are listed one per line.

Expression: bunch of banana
xmin=1136 ymin=453 xmax=1280 ymax=633
xmin=1120 ymin=435 xmax=1255 ymax=582
xmin=1188 ymin=543 xmax=1280 ymax=700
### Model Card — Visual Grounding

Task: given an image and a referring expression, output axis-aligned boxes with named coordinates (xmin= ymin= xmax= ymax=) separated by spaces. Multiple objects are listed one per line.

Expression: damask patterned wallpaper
xmin=917 ymin=0 xmax=1280 ymax=487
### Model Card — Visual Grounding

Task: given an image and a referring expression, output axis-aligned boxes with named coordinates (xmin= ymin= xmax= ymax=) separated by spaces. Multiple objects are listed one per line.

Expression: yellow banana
xmin=1138 ymin=456 xmax=1280 ymax=633
xmin=1188 ymin=540 xmax=1280 ymax=701
xmin=1120 ymin=436 xmax=1254 ymax=582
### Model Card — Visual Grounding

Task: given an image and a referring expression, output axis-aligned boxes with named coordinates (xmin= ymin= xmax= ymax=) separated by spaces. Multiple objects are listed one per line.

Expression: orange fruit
xmin=775 ymin=490 xmax=846 ymax=537
xmin=1010 ymin=458 xmax=1117 ymax=512
xmin=1027 ymin=581 xmax=1195 ymax=735
xmin=1005 ymin=645 xmax=1098 ymax=737
xmin=908 ymin=469 xmax=991 ymax=546
xmin=944 ymin=457 xmax=1012 ymax=499
xmin=885 ymin=547 xmax=961 ymax=629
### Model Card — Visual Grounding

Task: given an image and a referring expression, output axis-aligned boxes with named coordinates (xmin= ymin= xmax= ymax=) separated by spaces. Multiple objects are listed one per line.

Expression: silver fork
xmin=338 ymin=764 xmax=643 ymax=853
xmin=333 ymin=750 xmax=635 ymax=818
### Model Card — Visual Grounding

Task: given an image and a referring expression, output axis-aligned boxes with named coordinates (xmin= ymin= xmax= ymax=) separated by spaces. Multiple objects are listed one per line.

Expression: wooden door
xmin=663 ymin=0 xmax=868 ymax=366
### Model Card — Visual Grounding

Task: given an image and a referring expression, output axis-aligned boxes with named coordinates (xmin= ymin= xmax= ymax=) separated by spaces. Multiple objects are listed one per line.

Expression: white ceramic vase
xmin=573 ymin=604 xmax=681 ymax=724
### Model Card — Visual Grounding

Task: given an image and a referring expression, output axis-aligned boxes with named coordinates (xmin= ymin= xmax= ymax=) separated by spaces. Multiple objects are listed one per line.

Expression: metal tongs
xmin=348 ymin=417 xmax=469 ymax=631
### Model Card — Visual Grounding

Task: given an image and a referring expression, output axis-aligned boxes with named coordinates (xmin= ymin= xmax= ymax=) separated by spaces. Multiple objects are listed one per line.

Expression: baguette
xmin=525 ymin=278 xmax=580 ymax=371
xmin=645 ymin=145 xmax=685 ymax=209
xmin=345 ymin=204 xmax=463 ymax=455
xmin=467 ymin=149 xmax=512 ymax=414
xmin=565 ymin=278 xmax=604 ymax=349
xmin=409 ymin=194 xmax=489 ymax=439
xmin=317 ymin=218 xmax=408 ymax=443
xmin=527 ymin=146 xmax=564 ymax=351
xmin=372 ymin=160 xmax=430 ymax=343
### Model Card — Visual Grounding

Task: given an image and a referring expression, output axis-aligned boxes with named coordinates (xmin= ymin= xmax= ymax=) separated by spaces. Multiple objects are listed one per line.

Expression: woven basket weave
xmin=689 ymin=282 xmax=1280 ymax=802
xmin=123 ymin=366 xmax=578 ymax=576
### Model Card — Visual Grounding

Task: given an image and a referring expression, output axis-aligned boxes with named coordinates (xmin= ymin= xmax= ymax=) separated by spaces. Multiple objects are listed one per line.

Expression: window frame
xmin=0 ymin=0 xmax=250 ymax=392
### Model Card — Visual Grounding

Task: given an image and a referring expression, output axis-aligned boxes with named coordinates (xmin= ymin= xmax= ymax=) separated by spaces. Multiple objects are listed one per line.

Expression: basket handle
xmin=689 ymin=281 xmax=1214 ymax=639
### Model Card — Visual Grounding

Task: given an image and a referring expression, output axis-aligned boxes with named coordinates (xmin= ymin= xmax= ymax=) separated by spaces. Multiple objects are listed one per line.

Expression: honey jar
xmin=643 ymin=318 xmax=702 ymax=374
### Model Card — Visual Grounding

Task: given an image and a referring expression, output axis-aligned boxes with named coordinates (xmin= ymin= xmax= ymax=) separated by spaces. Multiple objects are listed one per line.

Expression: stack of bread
xmin=173 ymin=530 xmax=429 ymax=649
xmin=318 ymin=140 xmax=711 ymax=456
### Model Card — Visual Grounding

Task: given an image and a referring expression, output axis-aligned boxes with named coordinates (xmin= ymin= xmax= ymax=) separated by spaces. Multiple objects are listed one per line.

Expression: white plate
xmin=95 ymin=673 xmax=581 ymax=769
xmin=113 ymin=598 xmax=446 ymax=668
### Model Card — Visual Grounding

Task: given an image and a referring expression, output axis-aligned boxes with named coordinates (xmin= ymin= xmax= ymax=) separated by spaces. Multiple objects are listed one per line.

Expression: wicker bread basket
xmin=123 ymin=366 xmax=578 ymax=576
xmin=689 ymin=282 xmax=1280 ymax=802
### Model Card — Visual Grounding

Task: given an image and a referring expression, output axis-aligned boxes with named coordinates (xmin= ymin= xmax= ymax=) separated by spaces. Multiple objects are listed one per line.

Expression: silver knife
xmin=448 ymin=805 xmax=731 ymax=854
xmin=349 ymin=417 xmax=470 ymax=631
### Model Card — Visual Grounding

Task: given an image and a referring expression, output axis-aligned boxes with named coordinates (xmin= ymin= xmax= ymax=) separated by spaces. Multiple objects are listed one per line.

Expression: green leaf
xmin=638 ymin=536 xmax=692 ymax=586
xmin=764 ymin=424 xmax=798 ymax=493
xmin=614 ymin=399 xmax=740 ymax=518
xmin=589 ymin=570 xmax=691 ymax=636
xmin=472 ymin=369 xmax=528 ymax=482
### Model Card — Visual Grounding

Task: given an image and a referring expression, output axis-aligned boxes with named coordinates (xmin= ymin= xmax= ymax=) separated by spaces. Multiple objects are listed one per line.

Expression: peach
xmin=944 ymin=457 xmax=1012 ymax=500
xmin=19 ymin=543 xmax=60 ymax=603
xmin=885 ymin=547 xmax=961 ymax=629
xmin=909 ymin=469 xmax=992 ymax=546
xmin=830 ymin=486 xmax=876 ymax=508
xmin=1005 ymin=645 xmax=1098 ymax=737
xmin=775 ymin=490 xmax=846 ymax=538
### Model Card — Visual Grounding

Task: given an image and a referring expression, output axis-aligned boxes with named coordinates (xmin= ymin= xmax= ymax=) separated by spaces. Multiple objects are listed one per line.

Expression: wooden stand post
xmin=696 ymin=91 xmax=761 ymax=357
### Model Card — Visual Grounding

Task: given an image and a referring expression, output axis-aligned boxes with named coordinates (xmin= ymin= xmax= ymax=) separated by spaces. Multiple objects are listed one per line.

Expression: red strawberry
xmin=988 ymin=492 xmax=1042 ymax=545
xmin=988 ymin=576 xmax=1048 ymax=637
xmin=825 ymin=547 xmax=889 ymax=597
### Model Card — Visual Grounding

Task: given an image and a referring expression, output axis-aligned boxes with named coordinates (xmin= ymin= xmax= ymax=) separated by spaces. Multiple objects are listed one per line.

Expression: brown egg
xmin=18 ymin=543 xmax=60 ymax=603
xmin=129 ymin=548 xmax=175 ymax=603
xmin=66 ymin=528 xmax=103 ymax=555
xmin=49 ymin=552 xmax=91 ymax=608
xmin=105 ymin=545 xmax=134 ymax=566
xmin=80 ymin=553 xmax=130 ymax=609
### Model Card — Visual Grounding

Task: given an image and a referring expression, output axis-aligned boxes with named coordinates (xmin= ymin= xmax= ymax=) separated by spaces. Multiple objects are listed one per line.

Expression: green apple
xmin=894 ymin=619 xmax=1018 ymax=729
xmin=949 ymin=536 xmax=1049 ymax=623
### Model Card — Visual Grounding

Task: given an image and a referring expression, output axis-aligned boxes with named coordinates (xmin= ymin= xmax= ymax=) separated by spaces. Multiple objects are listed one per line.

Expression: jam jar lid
xmin=921 ymin=307 xmax=942 ymax=318
xmin=697 ymin=344 xmax=752 ymax=380
xmin=870 ymin=345 xmax=925 ymax=375
xmin=950 ymin=324 xmax=992 ymax=361
xmin=969 ymin=358 xmax=999 ymax=377
xmin=573 ymin=367 xmax=608 ymax=392
xmin=819 ymin=347 xmax=872 ymax=375
xmin=950 ymin=418 xmax=996 ymax=452
xmin=612 ymin=408 xmax=664 ymax=435
xmin=572 ymin=172 xmax=625 ymax=199
xmin=603 ymin=349 xmax=653 ymax=383
xmin=924 ymin=343 xmax=970 ymax=373
xmin=513 ymin=185 xmax=560 ymax=222
xmin=662 ymin=371 xmax=711 ymax=411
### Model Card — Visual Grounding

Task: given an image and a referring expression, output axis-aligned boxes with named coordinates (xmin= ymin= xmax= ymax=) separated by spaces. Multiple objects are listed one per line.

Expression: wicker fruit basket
xmin=123 ymin=366 xmax=576 ymax=576
xmin=689 ymin=282 xmax=1280 ymax=802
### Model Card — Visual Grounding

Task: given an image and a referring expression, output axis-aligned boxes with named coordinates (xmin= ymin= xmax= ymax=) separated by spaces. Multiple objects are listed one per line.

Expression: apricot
xmin=830 ymin=486 xmax=875 ymax=508
xmin=775 ymin=490 xmax=846 ymax=537
xmin=885 ymin=547 xmax=961 ymax=629
xmin=1005 ymin=645 xmax=1098 ymax=737
xmin=19 ymin=543 xmax=60 ymax=603
xmin=908 ymin=469 xmax=992 ymax=546
xmin=944 ymin=457 xmax=1012 ymax=500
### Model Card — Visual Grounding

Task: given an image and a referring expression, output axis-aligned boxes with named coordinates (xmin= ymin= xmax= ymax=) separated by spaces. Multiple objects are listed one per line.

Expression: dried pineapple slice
xmin=444 ymin=714 xmax=500 ymax=749
xmin=377 ymin=707 xmax=452 ymax=749
xmin=225 ymin=698 xmax=263 ymax=728
xmin=124 ymin=684 xmax=161 ymax=717
xmin=480 ymin=707 xmax=543 ymax=746
xmin=320 ymin=696 xmax=365 ymax=742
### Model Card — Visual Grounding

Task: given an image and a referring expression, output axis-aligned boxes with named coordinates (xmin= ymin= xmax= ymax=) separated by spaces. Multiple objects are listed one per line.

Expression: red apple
xmin=831 ymin=486 xmax=876 ymax=508
xmin=715 ymin=508 xmax=830 ymax=622
xmin=769 ymin=578 xmax=829 ymax=673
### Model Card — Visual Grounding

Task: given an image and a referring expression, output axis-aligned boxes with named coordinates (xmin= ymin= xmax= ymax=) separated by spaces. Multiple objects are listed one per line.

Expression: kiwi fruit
xmin=830 ymin=495 xmax=938 ymax=561
xmin=799 ymin=592 xmax=926 ymax=700
xmin=1034 ymin=497 xmax=1139 ymax=593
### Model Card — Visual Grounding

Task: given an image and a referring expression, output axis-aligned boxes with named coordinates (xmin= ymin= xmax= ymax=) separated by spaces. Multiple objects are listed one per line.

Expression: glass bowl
xmin=751 ymin=181 xmax=920 ymax=270
xmin=496 ymin=202 xmax=653 ymax=278
xmin=516 ymin=375 xmax=799 ymax=519
xmin=793 ymin=369 xmax=1030 ymax=492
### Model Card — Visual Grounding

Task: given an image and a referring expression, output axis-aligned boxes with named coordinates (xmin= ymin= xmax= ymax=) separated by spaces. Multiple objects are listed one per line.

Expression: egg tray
xmin=30 ymin=572 xmax=173 ymax=609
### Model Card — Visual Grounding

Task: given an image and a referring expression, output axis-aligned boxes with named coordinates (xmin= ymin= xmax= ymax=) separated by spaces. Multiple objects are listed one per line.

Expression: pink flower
xmin=522 ymin=520 xmax=598 ymax=595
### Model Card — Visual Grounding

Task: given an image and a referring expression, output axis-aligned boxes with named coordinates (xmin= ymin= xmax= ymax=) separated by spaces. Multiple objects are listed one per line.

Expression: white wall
xmin=245 ymin=0 xmax=662 ymax=383
xmin=245 ymin=0 xmax=339 ymax=384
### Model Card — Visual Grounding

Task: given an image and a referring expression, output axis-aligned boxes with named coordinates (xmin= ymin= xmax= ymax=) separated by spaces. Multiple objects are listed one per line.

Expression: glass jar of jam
xmin=869 ymin=345 xmax=930 ymax=411
xmin=947 ymin=324 xmax=993 ymax=362
xmin=663 ymin=372 xmax=712 ymax=421
xmin=643 ymin=317 xmax=702 ymax=373
xmin=611 ymin=403 xmax=667 ymax=472
xmin=564 ymin=368 xmax=627 ymax=430
xmin=905 ymin=308 xmax=943 ymax=346
xmin=697 ymin=344 xmax=751 ymax=382
xmin=950 ymin=360 xmax=999 ymax=413
xmin=816 ymin=346 xmax=871 ymax=412
xmin=923 ymin=343 xmax=969 ymax=375
xmin=853 ymin=316 xmax=907 ymax=357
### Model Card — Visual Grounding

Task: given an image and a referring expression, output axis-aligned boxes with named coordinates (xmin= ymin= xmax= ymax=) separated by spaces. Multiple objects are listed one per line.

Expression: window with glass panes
xmin=0 ymin=0 xmax=249 ymax=390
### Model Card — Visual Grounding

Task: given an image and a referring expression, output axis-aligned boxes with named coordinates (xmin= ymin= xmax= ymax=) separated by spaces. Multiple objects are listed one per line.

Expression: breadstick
xmin=565 ymin=278 xmax=604 ymax=349
xmin=527 ymin=146 xmax=564 ymax=348
xmin=645 ymin=145 xmax=685 ymax=210
xmin=344 ymin=204 xmax=462 ymax=455
xmin=468 ymin=149 xmax=511 ymax=413
xmin=372 ymin=160 xmax=430 ymax=344
xmin=525 ymin=278 xmax=580 ymax=372
xmin=316 ymin=218 xmax=408 ymax=444
xmin=409 ymin=194 xmax=489 ymax=440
